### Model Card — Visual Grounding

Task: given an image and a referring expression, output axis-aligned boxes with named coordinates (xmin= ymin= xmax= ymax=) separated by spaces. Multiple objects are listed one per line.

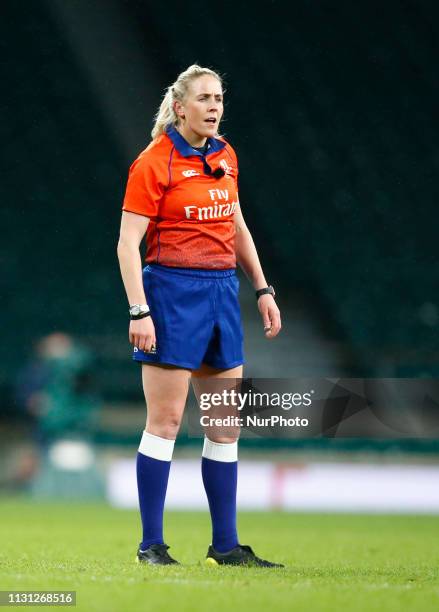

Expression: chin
xmin=198 ymin=125 xmax=217 ymax=138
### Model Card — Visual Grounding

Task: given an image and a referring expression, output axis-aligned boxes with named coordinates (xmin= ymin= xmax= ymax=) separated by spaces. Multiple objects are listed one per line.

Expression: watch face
xmin=130 ymin=306 xmax=141 ymax=316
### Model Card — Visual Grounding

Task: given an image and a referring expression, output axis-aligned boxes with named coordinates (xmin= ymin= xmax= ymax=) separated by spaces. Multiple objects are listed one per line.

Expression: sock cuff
xmin=202 ymin=436 xmax=238 ymax=462
xmin=138 ymin=430 xmax=175 ymax=462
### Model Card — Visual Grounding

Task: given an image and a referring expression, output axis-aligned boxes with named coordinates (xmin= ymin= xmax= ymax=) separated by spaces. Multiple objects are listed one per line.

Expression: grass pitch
xmin=0 ymin=499 xmax=438 ymax=611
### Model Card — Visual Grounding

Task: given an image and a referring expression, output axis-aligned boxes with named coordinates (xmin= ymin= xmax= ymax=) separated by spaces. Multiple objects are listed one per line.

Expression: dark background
xmin=2 ymin=0 xmax=438 ymax=408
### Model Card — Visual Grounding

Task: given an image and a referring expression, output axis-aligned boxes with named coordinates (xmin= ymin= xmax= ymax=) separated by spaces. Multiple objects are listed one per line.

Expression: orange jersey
xmin=122 ymin=125 xmax=239 ymax=269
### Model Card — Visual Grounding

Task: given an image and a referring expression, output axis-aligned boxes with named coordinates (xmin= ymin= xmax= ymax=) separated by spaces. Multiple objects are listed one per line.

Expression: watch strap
xmin=255 ymin=285 xmax=275 ymax=300
xmin=130 ymin=311 xmax=152 ymax=321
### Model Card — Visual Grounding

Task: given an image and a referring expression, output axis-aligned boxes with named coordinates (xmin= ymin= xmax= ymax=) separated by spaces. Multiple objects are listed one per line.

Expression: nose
xmin=208 ymin=99 xmax=220 ymax=111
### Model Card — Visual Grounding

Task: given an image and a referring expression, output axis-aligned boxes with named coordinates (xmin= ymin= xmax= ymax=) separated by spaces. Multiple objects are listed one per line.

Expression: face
xmin=175 ymin=75 xmax=224 ymax=144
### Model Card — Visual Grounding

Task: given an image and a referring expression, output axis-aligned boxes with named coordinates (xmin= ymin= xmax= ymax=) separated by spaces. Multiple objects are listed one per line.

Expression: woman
xmin=117 ymin=65 xmax=282 ymax=567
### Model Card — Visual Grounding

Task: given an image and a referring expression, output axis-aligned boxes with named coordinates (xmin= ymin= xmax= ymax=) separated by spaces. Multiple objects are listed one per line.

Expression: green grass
xmin=0 ymin=499 xmax=438 ymax=611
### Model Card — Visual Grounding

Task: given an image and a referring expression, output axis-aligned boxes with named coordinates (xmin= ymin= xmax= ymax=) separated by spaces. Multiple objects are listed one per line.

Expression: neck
xmin=176 ymin=124 xmax=207 ymax=148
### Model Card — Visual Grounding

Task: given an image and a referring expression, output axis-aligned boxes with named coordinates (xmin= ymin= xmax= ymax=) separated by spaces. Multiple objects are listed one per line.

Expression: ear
xmin=174 ymin=100 xmax=185 ymax=119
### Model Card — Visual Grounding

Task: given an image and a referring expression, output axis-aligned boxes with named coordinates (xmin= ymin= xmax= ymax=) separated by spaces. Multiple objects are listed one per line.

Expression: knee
xmin=205 ymin=434 xmax=239 ymax=444
xmin=155 ymin=421 xmax=181 ymax=440
xmin=146 ymin=409 xmax=183 ymax=440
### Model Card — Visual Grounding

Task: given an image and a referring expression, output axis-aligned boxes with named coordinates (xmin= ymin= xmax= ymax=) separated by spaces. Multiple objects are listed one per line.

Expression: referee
xmin=117 ymin=64 xmax=282 ymax=567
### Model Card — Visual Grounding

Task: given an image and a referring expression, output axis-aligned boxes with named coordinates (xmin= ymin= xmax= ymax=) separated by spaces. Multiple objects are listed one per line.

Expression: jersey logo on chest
xmin=184 ymin=189 xmax=236 ymax=220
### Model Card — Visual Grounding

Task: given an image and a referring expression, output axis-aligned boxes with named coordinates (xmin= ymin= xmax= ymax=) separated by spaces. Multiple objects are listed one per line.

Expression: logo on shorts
xmin=182 ymin=169 xmax=200 ymax=177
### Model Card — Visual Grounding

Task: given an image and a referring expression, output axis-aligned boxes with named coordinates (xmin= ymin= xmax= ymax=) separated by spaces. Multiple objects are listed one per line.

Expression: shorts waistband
xmin=145 ymin=263 xmax=236 ymax=279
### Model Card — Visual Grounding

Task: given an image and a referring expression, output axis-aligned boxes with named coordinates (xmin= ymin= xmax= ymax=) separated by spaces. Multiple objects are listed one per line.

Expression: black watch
xmin=255 ymin=285 xmax=275 ymax=300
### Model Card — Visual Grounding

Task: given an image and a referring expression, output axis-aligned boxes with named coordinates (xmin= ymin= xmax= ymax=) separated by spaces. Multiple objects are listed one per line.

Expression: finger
xmin=146 ymin=333 xmax=158 ymax=352
xmin=140 ymin=335 xmax=150 ymax=352
xmin=261 ymin=308 xmax=271 ymax=331
xmin=137 ymin=335 xmax=148 ymax=351
xmin=150 ymin=333 xmax=157 ymax=353
xmin=264 ymin=311 xmax=280 ymax=338
xmin=267 ymin=314 xmax=281 ymax=338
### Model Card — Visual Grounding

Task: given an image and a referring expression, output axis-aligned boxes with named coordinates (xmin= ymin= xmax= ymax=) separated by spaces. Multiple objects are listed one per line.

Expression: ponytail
xmin=151 ymin=86 xmax=174 ymax=140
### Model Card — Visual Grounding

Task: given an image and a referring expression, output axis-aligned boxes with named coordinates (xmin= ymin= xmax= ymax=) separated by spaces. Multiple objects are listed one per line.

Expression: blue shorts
xmin=132 ymin=264 xmax=244 ymax=370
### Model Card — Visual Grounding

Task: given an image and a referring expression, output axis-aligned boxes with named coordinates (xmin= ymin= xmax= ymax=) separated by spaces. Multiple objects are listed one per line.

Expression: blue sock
xmin=201 ymin=437 xmax=239 ymax=553
xmin=137 ymin=431 xmax=175 ymax=551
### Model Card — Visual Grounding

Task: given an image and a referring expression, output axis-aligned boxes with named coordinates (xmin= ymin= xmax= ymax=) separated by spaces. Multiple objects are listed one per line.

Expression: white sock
xmin=202 ymin=436 xmax=238 ymax=462
xmin=138 ymin=430 xmax=175 ymax=462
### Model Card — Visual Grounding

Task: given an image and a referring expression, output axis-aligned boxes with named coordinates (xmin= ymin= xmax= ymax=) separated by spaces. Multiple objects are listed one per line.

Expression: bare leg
xmin=137 ymin=363 xmax=192 ymax=555
xmin=192 ymin=363 xmax=243 ymax=443
xmin=142 ymin=363 xmax=192 ymax=439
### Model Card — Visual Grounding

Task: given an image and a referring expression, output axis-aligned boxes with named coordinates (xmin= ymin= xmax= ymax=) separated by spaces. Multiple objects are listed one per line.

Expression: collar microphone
xmin=212 ymin=167 xmax=225 ymax=179
xmin=201 ymin=156 xmax=226 ymax=179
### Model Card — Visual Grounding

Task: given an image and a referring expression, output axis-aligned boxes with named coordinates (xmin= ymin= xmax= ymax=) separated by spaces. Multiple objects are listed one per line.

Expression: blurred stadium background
xmin=1 ymin=0 xmax=439 ymax=515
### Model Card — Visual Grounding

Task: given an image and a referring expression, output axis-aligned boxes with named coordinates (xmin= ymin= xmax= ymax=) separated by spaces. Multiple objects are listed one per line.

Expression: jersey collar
xmin=166 ymin=125 xmax=226 ymax=158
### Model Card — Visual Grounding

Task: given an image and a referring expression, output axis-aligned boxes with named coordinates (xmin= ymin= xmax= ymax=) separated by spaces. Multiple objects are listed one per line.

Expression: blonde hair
xmin=151 ymin=64 xmax=223 ymax=140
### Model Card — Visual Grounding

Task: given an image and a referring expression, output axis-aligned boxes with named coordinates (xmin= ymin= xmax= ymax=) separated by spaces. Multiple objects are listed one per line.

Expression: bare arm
xmin=117 ymin=211 xmax=149 ymax=304
xmin=234 ymin=206 xmax=281 ymax=338
xmin=234 ymin=206 xmax=268 ymax=290
xmin=117 ymin=211 xmax=156 ymax=351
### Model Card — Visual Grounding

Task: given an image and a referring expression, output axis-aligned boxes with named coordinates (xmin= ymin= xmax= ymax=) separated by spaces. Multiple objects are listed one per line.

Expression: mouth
xmin=204 ymin=117 xmax=217 ymax=125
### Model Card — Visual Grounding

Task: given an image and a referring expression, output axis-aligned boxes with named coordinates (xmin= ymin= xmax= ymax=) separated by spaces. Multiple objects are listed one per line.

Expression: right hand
xmin=129 ymin=317 xmax=156 ymax=352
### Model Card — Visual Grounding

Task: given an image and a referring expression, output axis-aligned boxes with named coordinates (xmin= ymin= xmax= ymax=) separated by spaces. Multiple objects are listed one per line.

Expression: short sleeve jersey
xmin=122 ymin=125 xmax=239 ymax=269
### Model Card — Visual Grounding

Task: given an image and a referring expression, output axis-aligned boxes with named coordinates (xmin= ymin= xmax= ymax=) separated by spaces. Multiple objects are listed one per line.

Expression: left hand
xmin=257 ymin=294 xmax=281 ymax=339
